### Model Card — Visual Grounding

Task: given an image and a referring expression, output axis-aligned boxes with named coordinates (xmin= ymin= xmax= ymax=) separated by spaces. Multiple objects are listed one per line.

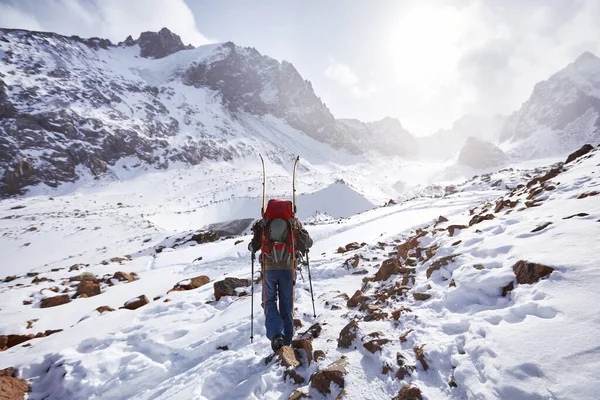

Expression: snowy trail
xmin=1 ymin=148 xmax=599 ymax=399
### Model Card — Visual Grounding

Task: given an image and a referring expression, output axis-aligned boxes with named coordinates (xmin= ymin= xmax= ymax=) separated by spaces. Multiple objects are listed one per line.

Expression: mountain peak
xmin=135 ymin=28 xmax=194 ymax=59
xmin=574 ymin=51 xmax=600 ymax=65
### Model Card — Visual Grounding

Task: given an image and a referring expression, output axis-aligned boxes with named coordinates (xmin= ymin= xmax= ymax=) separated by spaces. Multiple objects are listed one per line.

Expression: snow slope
xmin=1 ymin=146 xmax=598 ymax=399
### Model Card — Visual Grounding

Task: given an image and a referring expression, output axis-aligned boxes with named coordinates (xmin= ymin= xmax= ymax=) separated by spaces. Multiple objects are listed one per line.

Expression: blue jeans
xmin=263 ymin=269 xmax=294 ymax=345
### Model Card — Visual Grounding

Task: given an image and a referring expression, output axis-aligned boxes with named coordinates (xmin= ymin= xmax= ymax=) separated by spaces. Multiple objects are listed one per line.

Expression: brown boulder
xmin=363 ymin=338 xmax=391 ymax=353
xmin=76 ymin=280 xmax=101 ymax=298
xmin=113 ymin=271 xmax=135 ymax=282
xmin=426 ymin=254 xmax=460 ymax=278
xmin=469 ymin=213 xmax=495 ymax=226
xmin=413 ymin=292 xmax=431 ymax=301
xmin=393 ymin=384 xmax=423 ymax=400
xmin=314 ymin=350 xmax=326 ymax=361
xmin=344 ymin=254 xmax=360 ymax=269
xmin=276 ymin=346 xmax=300 ymax=368
xmin=392 ymin=307 xmax=412 ymax=321
xmin=336 ymin=246 xmax=347 ymax=254
xmin=0 ymin=375 xmax=30 ymax=399
xmin=0 ymin=368 xmax=14 ymax=378
xmin=310 ymin=356 xmax=348 ymax=394
xmin=40 ymin=294 xmax=70 ymax=308
xmin=513 ymin=260 xmax=554 ymax=284
xmin=397 ymin=232 xmax=426 ymax=259
xmin=414 ymin=345 xmax=429 ymax=371
xmin=171 ymin=275 xmax=211 ymax=292
xmin=373 ymin=258 xmax=402 ymax=281
xmin=447 ymin=225 xmax=468 ymax=237
xmin=0 ymin=335 xmax=34 ymax=351
xmin=123 ymin=295 xmax=149 ymax=310
xmin=95 ymin=306 xmax=115 ymax=313
xmin=565 ymin=144 xmax=594 ymax=164
xmin=214 ymin=277 xmax=251 ymax=300
xmin=292 ymin=338 xmax=314 ymax=365
xmin=345 ymin=242 xmax=362 ymax=251
xmin=495 ymin=199 xmax=518 ymax=213
xmin=338 ymin=320 xmax=359 ymax=348
xmin=346 ymin=290 xmax=369 ymax=308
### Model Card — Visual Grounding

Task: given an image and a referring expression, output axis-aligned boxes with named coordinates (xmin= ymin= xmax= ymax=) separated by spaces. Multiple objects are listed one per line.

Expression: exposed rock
xmin=495 ymin=199 xmax=518 ymax=213
xmin=76 ymin=280 xmax=101 ymax=297
xmin=40 ymin=294 xmax=70 ymax=308
xmin=310 ymin=356 xmax=348 ymax=395
xmin=346 ymin=290 xmax=369 ymax=308
xmin=292 ymin=338 xmax=313 ymax=365
xmin=170 ymin=275 xmax=210 ymax=292
xmin=563 ymin=212 xmax=590 ymax=219
xmin=344 ymin=242 xmax=362 ymax=251
xmin=32 ymin=276 xmax=53 ymax=284
xmin=314 ymin=350 xmax=326 ymax=361
xmin=399 ymin=329 xmax=414 ymax=343
xmin=338 ymin=320 xmax=359 ymax=348
xmin=3 ymin=276 xmax=17 ymax=283
xmin=447 ymin=225 xmax=468 ymax=237
xmin=434 ymin=215 xmax=449 ymax=227
xmin=565 ymin=144 xmax=595 ymax=164
xmin=364 ymin=311 xmax=388 ymax=322
xmin=413 ymin=292 xmax=431 ymax=301
xmin=213 ymin=277 xmax=251 ymax=300
xmin=185 ymin=230 xmax=220 ymax=245
xmin=426 ymin=254 xmax=461 ymax=278
xmin=123 ymin=295 xmax=149 ymax=310
xmin=344 ymin=254 xmax=360 ymax=269
xmin=234 ymin=239 xmax=244 ymax=245
xmin=301 ymin=323 xmax=323 ymax=339
xmin=336 ymin=246 xmax=347 ymax=254
xmin=397 ymin=231 xmax=427 ymax=259
xmin=373 ymin=258 xmax=402 ymax=281
xmin=531 ymin=222 xmax=552 ymax=233
xmin=293 ymin=319 xmax=303 ymax=328
xmin=382 ymin=362 xmax=394 ymax=375
xmin=577 ymin=191 xmax=600 ymax=199
xmin=95 ymin=306 xmax=115 ymax=313
xmin=275 ymin=346 xmax=300 ymax=368
xmin=469 ymin=213 xmax=495 ymax=226
xmin=217 ymin=345 xmax=229 ymax=351
xmin=392 ymin=307 xmax=412 ymax=321
xmin=113 ymin=271 xmax=135 ymax=282
xmin=137 ymin=27 xmax=193 ymax=59
xmin=363 ymin=338 xmax=391 ymax=353
xmin=392 ymin=384 xmax=423 ymax=400
xmin=0 ymin=375 xmax=30 ymax=399
xmin=513 ymin=260 xmax=554 ymax=284
xmin=284 ymin=369 xmax=305 ymax=384
xmin=414 ymin=345 xmax=429 ymax=371
xmin=0 ymin=367 xmax=14 ymax=377
xmin=288 ymin=390 xmax=310 ymax=400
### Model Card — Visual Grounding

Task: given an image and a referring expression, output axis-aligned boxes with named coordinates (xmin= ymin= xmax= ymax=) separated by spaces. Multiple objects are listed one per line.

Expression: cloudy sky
xmin=1 ymin=0 xmax=599 ymax=135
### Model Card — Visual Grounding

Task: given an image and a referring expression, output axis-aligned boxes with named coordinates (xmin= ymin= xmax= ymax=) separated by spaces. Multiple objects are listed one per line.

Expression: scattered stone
xmin=26 ymin=273 xmax=38 ymax=277
xmin=513 ymin=260 xmax=554 ymax=284
xmin=414 ymin=345 xmax=428 ymax=371
xmin=293 ymin=319 xmax=303 ymax=328
xmin=300 ymin=323 xmax=323 ymax=339
xmin=4 ymin=275 xmax=17 ymax=283
xmin=123 ymin=295 xmax=149 ymax=310
xmin=69 ymin=264 xmax=85 ymax=271
xmin=364 ymin=312 xmax=388 ymax=322
xmin=185 ymin=230 xmax=220 ymax=245
xmin=495 ymin=199 xmax=518 ymax=213
xmin=392 ymin=307 xmax=412 ymax=321
xmin=345 ymin=242 xmax=362 ymax=251
xmin=76 ymin=280 xmax=101 ymax=298
xmin=213 ymin=277 xmax=251 ymax=300
xmin=373 ymin=258 xmax=402 ymax=281
xmin=469 ymin=213 xmax=495 ymax=226
xmin=110 ymin=256 xmax=129 ymax=263
xmin=95 ymin=306 xmax=114 ymax=314
xmin=274 ymin=346 xmax=300 ymax=368
xmin=285 ymin=369 xmax=305 ymax=384
xmin=531 ymin=222 xmax=552 ymax=233
xmin=449 ymin=375 xmax=458 ymax=388
xmin=434 ymin=215 xmax=449 ymax=227
xmin=347 ymin=290 xmax=369 ymax=308
xmin=26 ymin=319 xmax=38 ymax=329
xmin=344 ymin=254 xmax=360 ymax=269
xmin=32 ymin=276 xmax=53 ymax=284
xmin=449 ymin=279 xmax=456 ymax=287
xmin=413 ymin=292 xmax=431 ymax=301
xmin=426 ymin=254 xmax=460 ymax=278
xmin=363 ymin=338 xmax=391 ymax=353
xmin=0 ymin=367 xmax=14 ymax=377
xmin=40 ymin=294 xmax=70 ymax=308
xmin=112 ymin=271 xmax=135 ymax=282
xmin=336 ymin=246 xmax=347 ymax=254
xmin=399 ymin=329 xmax=413 ymax=343
xmin=563 ymin=212 xmax=590 ymax=219
xmin=397 ymin=231 xmax=427 ymax=259
xmin=451 ymin=240 xmax=462 ymax=246
xmin=170 ymin=275 xmax=210 ymax=292
xmin=217 ymin=345 xmax=229 ymax=351
xmin=314 ymin=350 xmax=326 ymax=361
xmin=338 ymin=320 xmax=359 ymax=348
xmin=392 ymin=384 xmax=423 ymax=400
xmin=565 ymin=144 xmax=594 ymax=164
xmin=382 ymin=362 xmax=393 ymax=375
xmin=447 ymin=225 xmax=468 ymax=237
xmin=292 ymin=338 xmax=313 ymax=365
xmin=310 ymin=356 xmax=348 ymax=395
xmin=22 ymin=300 xmax=32 ymax=306
xmin=474 ymin=264 xmax=485 ymax=270
xmin=578 ymin=191 xmax=600 ymax=199
xmin=289 ymin=390 xmax=310 ymax=400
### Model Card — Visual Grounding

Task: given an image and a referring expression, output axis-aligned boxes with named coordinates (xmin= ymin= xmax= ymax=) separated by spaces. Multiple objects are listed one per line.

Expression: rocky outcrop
xmin=136 ymin=28 xmax=193 ymax=59
xmin=565 ymin=143 xmax=595 ymax=164
xmin=76 ymin=280 xmax=101 ymax=298
xmin=338 ymin=320 xmax=359 ymax=348
xmin=40 ymin=294 xmax=70 ymax=308
xmin=513 ymin=260 xmax=554 ymax=284
xmin=0 ymin=367 xmax=29 ymax=400
xmin=458 ymin=137 xmax=506 ymax=168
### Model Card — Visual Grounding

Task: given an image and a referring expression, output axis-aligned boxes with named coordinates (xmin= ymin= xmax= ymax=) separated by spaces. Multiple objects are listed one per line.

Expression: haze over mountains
xmin=0 ymin=27 xmax=599 ymax=197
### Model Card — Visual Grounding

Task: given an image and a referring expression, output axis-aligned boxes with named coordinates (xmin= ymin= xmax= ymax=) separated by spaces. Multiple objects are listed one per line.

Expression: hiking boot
xmin=271 ymin=334 xmax=284 ymax=352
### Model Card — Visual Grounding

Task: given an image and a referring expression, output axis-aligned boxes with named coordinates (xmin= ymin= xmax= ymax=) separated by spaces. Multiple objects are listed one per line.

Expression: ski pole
xmin=250 ymin=252 xmax=255 ymax=343
xmin=306 ymin=251 xmax=316 ymax=318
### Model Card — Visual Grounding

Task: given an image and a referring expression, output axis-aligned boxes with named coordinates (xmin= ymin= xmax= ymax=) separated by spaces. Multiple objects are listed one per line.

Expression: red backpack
xmin=261 ymin=199 xmax=297 ymax=265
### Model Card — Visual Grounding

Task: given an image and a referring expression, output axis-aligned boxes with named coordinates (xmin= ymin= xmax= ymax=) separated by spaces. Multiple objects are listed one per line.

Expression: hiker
xmin=248 ymin=199 xmax=313 ymax=351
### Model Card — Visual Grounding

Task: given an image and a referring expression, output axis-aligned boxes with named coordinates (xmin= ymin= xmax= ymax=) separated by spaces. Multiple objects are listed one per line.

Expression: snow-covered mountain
xmin=0 ymin=28 xmax=415 ymax=198
xmin=500 ymin=51 xmax=600 ymax=159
